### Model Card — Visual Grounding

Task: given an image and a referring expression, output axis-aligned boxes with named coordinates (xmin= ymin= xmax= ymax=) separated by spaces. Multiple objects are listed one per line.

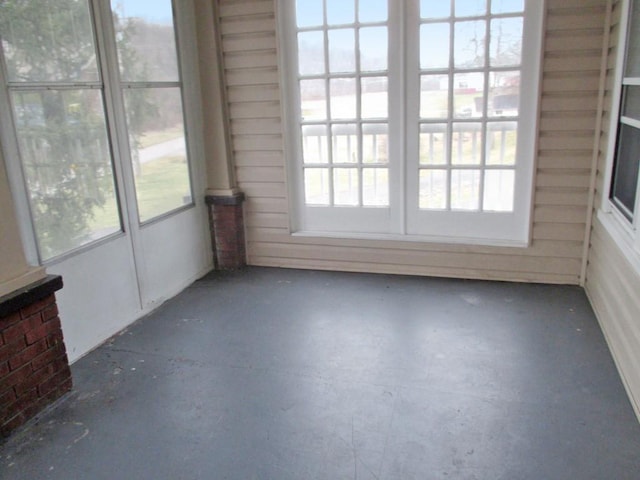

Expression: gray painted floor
xmin=2 ymin=267 xmax=640 ymax=479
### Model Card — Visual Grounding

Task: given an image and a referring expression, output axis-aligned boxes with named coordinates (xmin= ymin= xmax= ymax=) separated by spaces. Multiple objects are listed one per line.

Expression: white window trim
xmin=277 ymin=0 xmax=544 ymax=247
xmin=599 ymin=0 xmax=640 ymax=267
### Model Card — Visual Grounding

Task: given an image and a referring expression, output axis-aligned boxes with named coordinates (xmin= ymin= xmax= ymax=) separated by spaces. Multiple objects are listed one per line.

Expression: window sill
xmin=597 ymin=209 xmax=640 ymax=275
xmin=292 ymin=230 xmax=529 ymax=249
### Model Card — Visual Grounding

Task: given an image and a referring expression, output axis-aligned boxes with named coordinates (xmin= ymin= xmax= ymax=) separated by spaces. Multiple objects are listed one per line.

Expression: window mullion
xmin=478 ymin=8 xmax=493 ymax=212
xmin=90 ymin=0 xmax=140 ymax=232
xmin=446 ymin=8 xmax=455 ymax=211
xmin=321 ymin=2 xmax=334 ymax=206
xmin=393 ymin=0 xmax=414 ymax=234
xmin=355 ymin=15 xmax=363 ymax=208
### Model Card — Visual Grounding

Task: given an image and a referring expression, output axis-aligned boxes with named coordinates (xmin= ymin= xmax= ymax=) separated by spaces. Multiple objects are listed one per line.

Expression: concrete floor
xmin=2 ymin=267 xmax=640 ymax=479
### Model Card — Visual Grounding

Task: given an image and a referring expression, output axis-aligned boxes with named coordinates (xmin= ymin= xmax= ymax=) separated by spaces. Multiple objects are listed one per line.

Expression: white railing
xmin=302 ymin=121 xmax=517 ymax=166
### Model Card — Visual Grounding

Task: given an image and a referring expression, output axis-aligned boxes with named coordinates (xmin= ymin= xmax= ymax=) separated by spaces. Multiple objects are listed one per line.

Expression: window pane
xmin=487 ymin=122 xmax=517 ymax=165
xmin=363 ymin=168 xmax=389 ymax=206
xmin=454 ymin=72 xmax=484 ymax=118
xmin=302 ymin=125 xmax=329 ymax=163
xmin=330 ymin=78 xmax=357 ymax=119
xmin=452 ymin=123 xmax=483 ymax=165
xmin=123 ymin=87 xmax=192 ymax=223
xmin=363 ymin=123 xmax=388 ymax=164
xmin=333 ymin=168 xmax=359 ymax=205
xmin=296 ymin=0 xmax=323 ymax=28
xmin=484 ymin=170 xmax=515 ymax=211
xmin=300 ymin=79 xmax=326 ymax=121
xmin=360 ymin=27 xmax=388 ymax=72
xmin=490 ymin=17 xmax=523 ymax=67
xmin=622 ymin=85 xmax=640 ymax=121
xmin=359 ymin=0 xmax=387 ymax=23
xmin=420 ymin=124 xmax=447 ymax=165
xmin=419 ymin=170 xmax=447 ymax=209
xmin=11 ymin=90 xmax=120 ymax=260
xmin=625 ymin=0 xmax=640 ymax=77
xmin=329 ymin=29 xmax=356 ymax=73
xmin=455 ymin=0 xmax=487 ymax=17
xmin=455 ymin=20 xmax=486 ymax=68
xmin=1 ymin=0 xmax=98 ymax=82
xmin=611 ymin=123 xmax=640 ymax=219
xmin=421 ymin=75 xmax=449 ymax=119
xmin=421 ymin=23 xmax=450 ymax=70
xmin=332 ymin=124 xmax=358 ymax=163
xmin=421 ymin=0 xmax=451 ymax=19
xmin=451 ymin=169 xmax=481 ymax=210
xmin=111 ymin=0 xmax=179 ymax=82
xmin=327 ymin=0 xmax=354 ymax=25
xmin=305 ymin=168 xmax=330 ymax=205
xmin=489 ymin=71 xmax=520 ymax=117
xmin=361 ymin=76 xmax=388 ymax=119
xmin=298 ymin=31 xmax=325 ymax=75
xmin=491 ymin=0 xmax=524 ymax=14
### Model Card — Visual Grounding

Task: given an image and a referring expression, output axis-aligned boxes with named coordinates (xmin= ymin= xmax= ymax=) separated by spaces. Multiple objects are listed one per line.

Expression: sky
xmin=296 ymin=0 xmax=524 ymax=71
xmin=296 ymin=0 xmax=525 ymax=26
xmin=111 ymin=0 xmax=173 ymax=25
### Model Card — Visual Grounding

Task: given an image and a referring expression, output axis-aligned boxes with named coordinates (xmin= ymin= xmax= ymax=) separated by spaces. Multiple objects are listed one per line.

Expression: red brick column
xmin=0 ymin=275 xmax=71 ymax=437
xmin=206 ymin=192 xmax=246 ymax=270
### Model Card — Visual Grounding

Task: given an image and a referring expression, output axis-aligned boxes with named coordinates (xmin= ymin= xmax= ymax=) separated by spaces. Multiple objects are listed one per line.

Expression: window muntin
xmin=610 ymin=0 xmax=640 ymax=224
xmin=283 ymin=0 xmax=541 ymax=243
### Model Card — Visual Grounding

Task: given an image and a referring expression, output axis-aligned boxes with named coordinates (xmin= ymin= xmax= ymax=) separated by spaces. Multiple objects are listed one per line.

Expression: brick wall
xmin=0 ymin=275 xmax=71 ymax=437
xmin=206 ymin=193 xmax=247 ymax=270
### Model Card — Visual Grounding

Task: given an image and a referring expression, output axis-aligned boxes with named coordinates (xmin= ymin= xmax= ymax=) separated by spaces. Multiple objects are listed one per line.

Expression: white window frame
xmin=599 ymin=0 xmax=640 ymax=271
xmin=278 ymin=0 xmax=544 ymax=246
xmin=0 ymin=0 xmax=197 ymax=265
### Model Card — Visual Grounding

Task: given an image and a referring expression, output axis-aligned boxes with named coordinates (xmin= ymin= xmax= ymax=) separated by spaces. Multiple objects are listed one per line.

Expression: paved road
xmin=139 ymin=137 xmax=185 ymax=164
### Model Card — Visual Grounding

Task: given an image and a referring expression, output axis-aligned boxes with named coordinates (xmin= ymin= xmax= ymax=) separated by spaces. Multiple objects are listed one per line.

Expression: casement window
xmin=607 ymin=0 xmax=640 ymax=232
xmin=0 ymin=0 xmax=192 ymax=261
xmin=600 ymin=0 xmax=640 ymax=265
xmin=279 ymin=0 xmax=543 ymax=245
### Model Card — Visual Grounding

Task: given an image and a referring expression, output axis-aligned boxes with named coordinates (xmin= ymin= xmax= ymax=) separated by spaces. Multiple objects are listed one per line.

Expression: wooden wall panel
xmin=587 ymin=220 xmax=640 ymax=419
xmin=584 ymin=0 xmax=640 ymax=419
xmin=217 ymin=0 xmax=607 ymax=284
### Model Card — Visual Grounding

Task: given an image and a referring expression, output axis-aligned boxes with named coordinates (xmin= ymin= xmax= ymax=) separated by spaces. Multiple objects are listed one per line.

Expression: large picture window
xmin=0 ymin=0 xmax=193 ymax=261
xmin=280 ymin=0 xmax=543 ymax=244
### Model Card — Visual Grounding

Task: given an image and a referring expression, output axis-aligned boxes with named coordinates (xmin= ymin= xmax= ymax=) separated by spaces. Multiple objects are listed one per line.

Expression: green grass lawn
xmin=137 ymin=127 xmax=184 ymax=149
xmin=88 ymin=155 xmax=191 ymax=230
xmin=135 ymin=156 xmax=191 ymax=222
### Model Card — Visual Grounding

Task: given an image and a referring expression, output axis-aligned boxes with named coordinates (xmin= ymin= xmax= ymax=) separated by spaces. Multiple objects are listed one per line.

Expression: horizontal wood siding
xmin=585 ymin=0 xmax=640 ymax=419
xmin=218 ymin=0 xmax=607 ymax=284
xmin=587 ymin=220 xmax=640 ymax=419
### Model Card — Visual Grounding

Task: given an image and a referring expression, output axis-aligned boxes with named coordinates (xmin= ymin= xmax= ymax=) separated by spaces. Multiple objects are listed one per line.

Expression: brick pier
xmin=0 ymin=275 xmax=71 ymax=437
